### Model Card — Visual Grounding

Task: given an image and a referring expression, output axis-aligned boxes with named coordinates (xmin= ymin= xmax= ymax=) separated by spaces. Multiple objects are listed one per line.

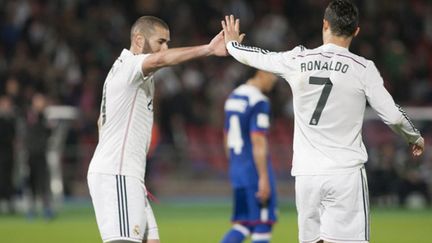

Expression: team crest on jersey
xmin=133 ymin=225 xmax=140 ymax=236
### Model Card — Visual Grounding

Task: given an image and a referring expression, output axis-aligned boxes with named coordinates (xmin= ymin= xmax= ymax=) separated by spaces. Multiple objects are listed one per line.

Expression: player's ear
xmin=135 ymin=34 xmax=145 ymax=49
xmin=323 ymin=19 xmax=330 ymax=31
xmin=353 ymin=27 xmax=360 ymax=37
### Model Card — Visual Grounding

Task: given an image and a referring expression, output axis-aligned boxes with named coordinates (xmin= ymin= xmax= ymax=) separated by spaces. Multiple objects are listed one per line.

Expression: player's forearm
xmin=254 ymin=155 xmax=269 ymax=181
xmin=144 ymin=45 xmax=212 ymax=72
xmin=368 ymin=83 xmax=422 ymax=144
xmin=378 ymin=105 xmax=421 ymax=144
xmin=388 ymin=106 xmax=422 ymax=144
xmin=390 ymin=124 xmax=422 ymax=144
xmin=382 ymin=110 xmax=421 ymax=144
xmin=226 ymin=41 xmax=281 ymax=74
xmin=163 ymin=45 xmax=213 ymax=65
xmin=252 ymin=136 xmax=269 ymax=180
xmin=373 ymin=98 xmax=421 ymax=144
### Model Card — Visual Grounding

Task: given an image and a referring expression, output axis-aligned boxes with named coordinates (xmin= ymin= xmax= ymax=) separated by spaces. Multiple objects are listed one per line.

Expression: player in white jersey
xmin=87 ymin=16 xmax=235 ymax=243
xmin=221 ymin=0 xmax=425 ymax=242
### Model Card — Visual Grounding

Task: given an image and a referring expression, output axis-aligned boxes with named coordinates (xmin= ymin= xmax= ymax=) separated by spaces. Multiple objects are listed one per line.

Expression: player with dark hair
xmin=221 ymin=0 xmax=425 ymax=242
xmin=222 ymin=70 xmax=278 ymax=243
xmin=87 ymin=16 xmax=241 ymax=243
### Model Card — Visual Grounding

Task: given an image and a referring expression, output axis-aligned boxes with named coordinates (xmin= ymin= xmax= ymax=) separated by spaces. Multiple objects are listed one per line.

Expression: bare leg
xmin=143 ymin=239 xmax=160 ymax=243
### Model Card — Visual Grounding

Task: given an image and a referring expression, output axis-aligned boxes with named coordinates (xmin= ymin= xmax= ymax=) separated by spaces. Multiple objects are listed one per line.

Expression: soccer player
xmin=87 ymin=16 xmax=238 ymax=243
xmin=222 ymin=70 xmax=278 ymax=243
xmin=221 ymin=0 xmax=425 ymax=242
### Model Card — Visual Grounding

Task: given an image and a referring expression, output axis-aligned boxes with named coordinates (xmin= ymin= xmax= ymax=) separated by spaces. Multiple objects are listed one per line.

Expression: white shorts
xmin=295 ymin=167 xmax=370 ymax=243
xmin=88 ymin=173 xmax=159 ymax=242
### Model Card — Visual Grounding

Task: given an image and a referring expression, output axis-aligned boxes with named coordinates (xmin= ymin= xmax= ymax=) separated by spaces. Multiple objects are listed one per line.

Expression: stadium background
xmin=0 ymin=0 xmax=431 ymax=242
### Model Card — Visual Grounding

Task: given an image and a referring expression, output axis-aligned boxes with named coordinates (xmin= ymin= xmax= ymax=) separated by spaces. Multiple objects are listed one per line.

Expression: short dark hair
xmin=324 ymin=0 xmax=359 ymax=37
xmin=130 ymin=16 xmax=169 ymax=39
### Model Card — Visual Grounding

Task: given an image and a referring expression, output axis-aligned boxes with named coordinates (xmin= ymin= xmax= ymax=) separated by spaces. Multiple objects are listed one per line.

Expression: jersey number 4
xmin=227 ymin=115 xmax=244 ymax=155
xmin=309 ymin=77 xmax=333 ymax=125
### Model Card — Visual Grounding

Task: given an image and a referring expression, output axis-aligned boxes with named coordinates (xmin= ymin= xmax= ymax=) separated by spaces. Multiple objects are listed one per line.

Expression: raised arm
xmin=222 ymin=15 xmax=292 ymax=75
xmin=142 ymin=31 xmax=228 ymax=76
xmin=365 ymin=61 xmax=424 ymax=156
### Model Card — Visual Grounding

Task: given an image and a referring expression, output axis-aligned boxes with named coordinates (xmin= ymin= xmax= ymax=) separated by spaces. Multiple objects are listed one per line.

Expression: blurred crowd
xmin=0 ymin=0 xmax=432 ymax=211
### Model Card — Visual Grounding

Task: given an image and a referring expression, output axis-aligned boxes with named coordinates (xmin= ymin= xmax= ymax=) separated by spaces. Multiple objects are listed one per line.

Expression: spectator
xmin=25 ymin=93 xmax=53 ymax=219
xmin=0 ymin=95 xmax=16 ymax=214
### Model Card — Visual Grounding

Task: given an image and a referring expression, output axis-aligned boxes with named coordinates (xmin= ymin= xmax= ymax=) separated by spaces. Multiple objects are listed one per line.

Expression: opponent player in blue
xmin=222 ymin=70 xmax=278 ymax=243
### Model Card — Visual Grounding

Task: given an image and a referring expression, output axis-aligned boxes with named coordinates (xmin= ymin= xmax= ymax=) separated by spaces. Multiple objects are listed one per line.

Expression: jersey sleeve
xmin=364 ymin=61 xmax=421 ymax=144
xmin=129 ymin=54 xmax=151 ymax=84
xmin=226 ymin=41 xmax=301 ymax=76
xmin=250 ymin=100 xmax=271 ymax=134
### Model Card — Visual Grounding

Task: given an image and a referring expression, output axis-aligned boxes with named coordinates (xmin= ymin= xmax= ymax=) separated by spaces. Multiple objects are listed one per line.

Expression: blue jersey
xmin=224 ymin=84 xmax=276 ymax=189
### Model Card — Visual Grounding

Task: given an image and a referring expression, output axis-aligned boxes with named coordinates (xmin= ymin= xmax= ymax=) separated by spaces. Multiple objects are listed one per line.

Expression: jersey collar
xmin=322 ymin=43 xmax=348 ymax=52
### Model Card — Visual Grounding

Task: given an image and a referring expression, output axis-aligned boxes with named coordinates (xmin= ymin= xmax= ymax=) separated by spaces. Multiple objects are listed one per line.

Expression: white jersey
xmin=227 ymin=41 xmax=421 ymax=176
xmin=88 ymin=49 xmax=154 ymax=180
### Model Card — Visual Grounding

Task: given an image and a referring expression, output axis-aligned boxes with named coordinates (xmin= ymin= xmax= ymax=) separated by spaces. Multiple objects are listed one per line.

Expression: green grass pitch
xmin=0 ymin=202 xmax=431 ymax=242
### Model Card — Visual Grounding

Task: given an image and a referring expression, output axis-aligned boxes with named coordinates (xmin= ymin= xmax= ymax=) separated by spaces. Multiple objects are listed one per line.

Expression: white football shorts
xmin=295 ymin=166 xmax=370 ymax=243
xmin=88 ymin=173 xmax=159 ymax=242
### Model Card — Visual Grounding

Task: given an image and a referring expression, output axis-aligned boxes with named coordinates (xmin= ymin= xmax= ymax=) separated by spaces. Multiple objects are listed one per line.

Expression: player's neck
xmin=129 ymin=44 xmax=143 ymax=55
xmin=323 ymin=35 xmax=352 ymax=49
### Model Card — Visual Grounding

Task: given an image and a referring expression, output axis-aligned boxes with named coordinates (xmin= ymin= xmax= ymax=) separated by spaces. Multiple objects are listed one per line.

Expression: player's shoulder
xmin=345 ymin=51 xmax=379 ymax=73
xmin=325 ymin=44 xmax=370 ymax=69
xmin=305 ymin=44 xmax=371 ymax=68
xmin=344 ymin=49 xmax=371 ymax=69
xmin=233 ymin=84 xmax=268 ymax=106
xmin=115 ymin=49 xmax=153 ymax=79
xmin=119 ymin=49 xmax=149 ymax=63
xmin=286 ymin=45 xmax=308 ymax=56
xmin=118 ymin=49 xmax=134 ymax=61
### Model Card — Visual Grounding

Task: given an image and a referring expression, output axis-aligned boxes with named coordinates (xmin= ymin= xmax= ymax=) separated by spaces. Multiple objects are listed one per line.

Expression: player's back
xmin=224 ymin=84 xmax=271 ymax=188
xmin=287 ymin=44 xmax=371 ymax=175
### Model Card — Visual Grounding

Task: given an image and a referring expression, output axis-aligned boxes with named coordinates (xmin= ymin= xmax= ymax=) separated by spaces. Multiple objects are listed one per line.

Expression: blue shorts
xmin=231 ymin=186 xmax=277 ymax=225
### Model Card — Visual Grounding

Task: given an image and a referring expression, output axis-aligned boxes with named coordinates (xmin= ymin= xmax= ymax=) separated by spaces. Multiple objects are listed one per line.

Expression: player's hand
xmin=411 ymin=137 xmax=424 ymax=157
xmin=221 ymin=15 xmax=246 ymax=44
xmin=256 ymin=177 xmax=271 ymax=204
xmin=208 ymin=30 xmax=229 ymax=56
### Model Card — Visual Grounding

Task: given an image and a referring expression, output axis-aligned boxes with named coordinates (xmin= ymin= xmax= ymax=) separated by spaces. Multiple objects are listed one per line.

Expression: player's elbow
xmin=383 ymin=114 xmax=404 ymax=126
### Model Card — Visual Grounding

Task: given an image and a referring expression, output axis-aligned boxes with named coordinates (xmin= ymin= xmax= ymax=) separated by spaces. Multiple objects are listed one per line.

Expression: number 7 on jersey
xmin=309 ymin=77 xmax=333 ymax=125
